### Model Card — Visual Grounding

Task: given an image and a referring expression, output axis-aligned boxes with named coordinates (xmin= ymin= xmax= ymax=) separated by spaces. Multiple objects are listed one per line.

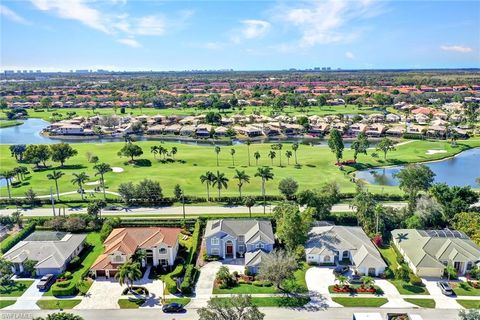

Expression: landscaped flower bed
xmin=329 ymin=284 xmax=381 ymax=294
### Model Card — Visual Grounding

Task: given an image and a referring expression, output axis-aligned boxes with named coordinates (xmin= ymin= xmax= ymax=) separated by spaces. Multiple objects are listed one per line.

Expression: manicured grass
xmin=389 ymin=279 xmax=429 ymax=295
xmin=36 ymin=299 xmax=82 ymax=309
xmin=118 ymin=298 xmax=145 ymax=309
xmin=378 ymin=246 xmax=400 ymax=270
xmin=213 ymin=283 xmax=278 ymax=294
xmin=0 ymin=280 xmax=34 ymax=297
xmin=0 ymin=300 xmax=16 ymax=309
xmin=404 ymin=298 xmax=436 ymax=308
xmin=0 ymin=120 xmax=22 ymax=128
xmin=165 ymin=298 xmax=191 ymax=306
xmin=456 ymin=299 xmax=480 ymax=309
xmin=328 ymin=285 xmax=384 ymax=295
xmin=44 ymin=232 xmax=103 ymax=296
xmin=450 ymin=282 xmax=480 ymax=296
xmin=332 ymin=297 xmax=389 ymax=307
xmin=3 ymin=138 xmax=478 ymax=199
xmin=213 ymin=296 xmax=310 ymax=308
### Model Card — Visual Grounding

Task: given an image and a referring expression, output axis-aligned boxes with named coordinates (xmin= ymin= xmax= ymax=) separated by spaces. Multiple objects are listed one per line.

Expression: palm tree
xmin=246 ymin=140 xmax=251 ymax=166
xmin=254 ymin=151 xmax=261 ymax=166
xmin=131 ymin=249 xmax=147 ymax=265
xmin=268 ymin=150 xmax=276 ymax=165
xmin=276 ymin=143 xmax=283 ymax=166
xmin=158 ymin=146 xmax=167 ymax=160
xmin=212 ymin=171 xmax=229 ymax=198
xmin=94 ymin=163 xmax=112 ymax=199
xmin=115 ymin=261 xmax=142 ymax=293
xmin=285 ymin=150 xmax=293 ymax=165
xmin=47 ymin=170 xmax=64 ymax=200
xmin=170 ymin=146 xmax=178 ymax=160
xmin=233 ymin=169 xmax=250 ymax=198
xmin=71 ymin=172 xmax=89 ymax=200
xmin=292 ymin=143 xmax=299 ymax=165
xmin=336 ymin=275 xmax=349 ymax=288
xmin=360 ymin=276 xmax=375 ymax=288
xmin=150 ymin=146 xmax=159 ymax=159
xmin=254 ymin=167 xmax=274 ymax=214
xmin=200 ymin=171 xmax=215 ymax=201
xmin=244 ymin=196 xmax=256 ymax=218
xmin=0 ymin=170 xmax=14 ymax=200
xmin=214 ymin=146 xmax=221 ymax=167
xmin=230 ymin=149 xmax=236 ymax=166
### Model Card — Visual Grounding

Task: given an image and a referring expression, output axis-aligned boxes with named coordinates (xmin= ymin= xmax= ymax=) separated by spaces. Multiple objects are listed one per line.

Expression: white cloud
xmin=345 ymin=51 xmax=355 ymax=59
xmin=241 ymin=20 xmax=271 ymax=39
xmin=0 ymin=4 xmax=31 ymax=25
xmin=117 ymin=38 xmax=141 ymax=48
xmin=276 ymin=0 xmax=383 ymax=47
xmin=134 ymin=16 xmax=166 ymax=36
xmin=440 ymin=45 xmax=473 ymax=53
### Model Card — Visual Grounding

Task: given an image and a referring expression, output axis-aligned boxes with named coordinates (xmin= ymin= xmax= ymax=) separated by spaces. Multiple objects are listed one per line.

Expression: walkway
xmin=4 ymin=279 xmax=42 ymax=310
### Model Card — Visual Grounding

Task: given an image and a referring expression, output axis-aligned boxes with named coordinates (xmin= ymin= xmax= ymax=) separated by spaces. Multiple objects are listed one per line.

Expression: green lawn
xmin=3 ymin=138 xmax=478 ymax=199
xmin=165 ymin=298 xmax=191 ymax=306
xmin=117 ymin=298 xmax=145 ymax=309
xmin=389 ymin=280 xmax=429 ymax=295
xmin=404 ymin=298 xmax=436 ymax=308
xmin=0 ymin=120 xmax=23 ymax=128
xmin=456 ymin=299 xmax=480 ymax=309
xmin=0 ymin=280 xmax=34 ymax=297
xmin=332 ymin=297 xmax=389 ymax=307
xmin=451 ymin=282 xmax=480 ymax=296
xmin=44 ymin=232 xmax=103 ymax=296
xmin=36 ymin=299 xmax=82 ymax=309
xmin=213 ymin=296 xmax=310 ymax=308
xmin=378 ymin=246 xmax=400 ymax=270
xmin=0 ymin=300 xmax=16 ymax=309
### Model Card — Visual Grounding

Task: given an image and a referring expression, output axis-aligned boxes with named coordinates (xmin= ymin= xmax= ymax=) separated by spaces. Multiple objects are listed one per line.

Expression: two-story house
xmin=91 ymin=227 xmax=181 ymax=278
xmin=204 ymin=219 xmax=275 ymax=274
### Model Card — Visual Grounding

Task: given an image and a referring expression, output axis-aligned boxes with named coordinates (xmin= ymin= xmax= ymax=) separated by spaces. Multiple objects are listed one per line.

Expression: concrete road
xmin=0 ymin=203 xmax=407 ymax=217
xmin=0 ymin=307 xmax=463 ymax=320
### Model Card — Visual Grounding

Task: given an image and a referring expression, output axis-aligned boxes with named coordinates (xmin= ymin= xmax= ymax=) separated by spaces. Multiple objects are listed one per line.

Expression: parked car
xmin=104 ymin=205 xmax=124 ymax=211
xmin=437 ymin=281 xmax=454 ymax=296
xmin=348 ymin=275 xmax=363 ymax=284
xmin=37 ymin=274 xmax=55 ymax=291
xmin=333 ymin=265 xmax=349 ymax=275
xmin=162 ymin=303 xmax=185 ymax=313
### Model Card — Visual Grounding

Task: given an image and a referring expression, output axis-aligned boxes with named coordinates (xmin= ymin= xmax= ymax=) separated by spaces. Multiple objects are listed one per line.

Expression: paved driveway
xmin=4 ymin=279 xmax=42 ymax=310
xmin=375 ymin=279 xmax=416 ymax=308
xmin=422 ymin=278 xmax=463 ymax=309
xmin=305 ymin=267 xmax=342 ymax=308
xmin=188 ymin=261 xmax=222 ymax=308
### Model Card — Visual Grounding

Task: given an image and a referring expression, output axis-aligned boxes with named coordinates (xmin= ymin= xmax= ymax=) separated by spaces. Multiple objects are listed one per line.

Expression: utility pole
xmin=50 ymin=187 xmax=55 ymax=217
xmin=182 ymin=192 xmax=186 ymax=220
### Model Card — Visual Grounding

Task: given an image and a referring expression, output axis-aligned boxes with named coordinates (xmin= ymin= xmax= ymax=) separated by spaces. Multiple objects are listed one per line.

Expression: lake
xmin=355 ymin=147 xmax=480 ymax=188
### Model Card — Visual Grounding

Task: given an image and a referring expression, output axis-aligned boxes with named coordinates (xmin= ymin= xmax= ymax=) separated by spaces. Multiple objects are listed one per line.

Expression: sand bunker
xmin=85 ymin=180 xmax=102 ymax=186
xmin=426 ymin=150 xmax=447 ymax=155
xmin=111 ymin=167 xmax=124 ymax=173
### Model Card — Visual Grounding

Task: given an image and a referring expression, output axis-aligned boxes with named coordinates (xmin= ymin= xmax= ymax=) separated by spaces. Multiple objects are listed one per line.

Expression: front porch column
xmin=19 ymin=264 xmax=24 ymax=273
xmin=233 ymin=243 xmax=236 ymax=259
xmin=11 ymin=266 xmax=16 ymax=273
xmin=223 ymin=242 xmax=226 ymax=259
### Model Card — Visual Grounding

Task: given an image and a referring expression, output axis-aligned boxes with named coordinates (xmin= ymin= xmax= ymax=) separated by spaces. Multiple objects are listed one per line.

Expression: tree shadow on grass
xmin=0 ymin=282 xmax=27 ymax=295
xmin=402 ymin=284 xmax=427 ymax=294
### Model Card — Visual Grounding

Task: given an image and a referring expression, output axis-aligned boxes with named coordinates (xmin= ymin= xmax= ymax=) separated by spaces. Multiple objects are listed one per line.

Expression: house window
xmin=159 ymin=248 xmax=167 ymax=254
xmin=211 ymin=238 xmax=219 ymax=245
xmin=256 ymin=243 xmax=264 ymax=249
xmin=466 ymin=262 xmax=473 ymax=271
xmin=324 ymin=255 xmax=331 ymax=262
xmin=160 ymin=259 xmax=168 ymax=266
xmin=113 ymin=255 xmax=123 ymax=263
xmin=342 ymin=251 xmax=349 ymax=258
xmin=211 ymin=248 xmax=220 ymax=256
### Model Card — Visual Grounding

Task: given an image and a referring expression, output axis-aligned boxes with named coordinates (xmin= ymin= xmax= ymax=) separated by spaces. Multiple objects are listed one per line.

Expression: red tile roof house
xmin=90 ymin=227 xmax=181 ymax=278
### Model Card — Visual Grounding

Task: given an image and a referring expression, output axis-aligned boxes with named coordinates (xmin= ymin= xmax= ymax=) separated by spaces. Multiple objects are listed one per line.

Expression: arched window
xmin=159 ymin=248 xmax=167 ymax=254
xmin=324 ymin=255 xmax=331 ymax=262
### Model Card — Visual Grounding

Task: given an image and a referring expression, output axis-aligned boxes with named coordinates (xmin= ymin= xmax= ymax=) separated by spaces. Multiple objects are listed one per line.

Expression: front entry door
xmin=226 ymin=242 xmax=233 ymax=257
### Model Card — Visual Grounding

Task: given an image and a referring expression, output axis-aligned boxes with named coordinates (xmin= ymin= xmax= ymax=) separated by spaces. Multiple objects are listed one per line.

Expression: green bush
xmin=384 ymin=268 xmax=394 ymax=279
xmin=409 ymin=274 xmax=423 ymax=286
xmin=1 ymin=223 xmax=35 ymax=253
xmin=252 ymin=280 xmax=273 ymax=287
xmin=395 ymin=255 xmax=405 ymax=265
xmin=163 ymin=265 xmax=184 ymax=294
xmin=68 ymin=257 xmax=81 ymax=269
xmin=180 ymin=264 xmax=196 ymax=295
xmin=51 ymin=280 xmax=78 ymax=296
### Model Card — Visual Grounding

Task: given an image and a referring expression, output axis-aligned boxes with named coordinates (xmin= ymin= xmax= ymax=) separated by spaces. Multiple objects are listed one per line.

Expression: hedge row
xmin=1 ymin=223 xmax=36 ymax=253
xmin=119 ymin=219 xmax=197 ymax=228
xmin=180 ymin=264 xmax=195 ymax=294
xmin=51 ymin=280 xmax=78 ymax=296
xmin=163 ymin=264 xmax=184 ymax=294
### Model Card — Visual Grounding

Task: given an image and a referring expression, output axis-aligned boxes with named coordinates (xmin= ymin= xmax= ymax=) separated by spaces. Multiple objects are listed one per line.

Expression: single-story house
xmin=392 ymin=229 xmax=480 ymax=277
xmin=305 ymin=224 xmax=387 ymax=276
xmin=3 ymin=231 xmax=86 ymax=276
xmin=91 ymin=227 xmax=181 ymax=278
xmin=204 ymin=219 xmax=275 ymax=273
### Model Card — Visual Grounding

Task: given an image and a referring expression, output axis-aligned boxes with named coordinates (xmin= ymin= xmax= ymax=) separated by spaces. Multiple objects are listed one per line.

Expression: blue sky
xmin=1 ymin=0 xmax=479 ymax=71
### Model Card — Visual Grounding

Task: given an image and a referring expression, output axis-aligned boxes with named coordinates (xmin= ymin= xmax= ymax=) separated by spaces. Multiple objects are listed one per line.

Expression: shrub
xmin=1 ymin=223 xmax=35 ymax=253
xmin=180 ymin=264 xmax=196 ymax=295
xmin=384 ymin=268 xmax=394 ymax=279
xmin=69 ymin=257 xmax=81 ymax=269
xmin=51 ymin=280 xmax=78 ymax=296
xmin=395 ymin=255 xmax=405 ymax=265
xmin=409 ymin=274 xmax=423 ymax=286
xmin=163 ymin=265 xmax=184 ymax=294
xmin=252 ymin=280 xmax=273 ymax=287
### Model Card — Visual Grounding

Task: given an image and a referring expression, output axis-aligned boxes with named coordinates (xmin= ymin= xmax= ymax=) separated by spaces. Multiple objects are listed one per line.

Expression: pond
xmin=0 ymin=118 xmax=56 ymax=144
xmin=355 ymin=147 xmax=480 ymax=188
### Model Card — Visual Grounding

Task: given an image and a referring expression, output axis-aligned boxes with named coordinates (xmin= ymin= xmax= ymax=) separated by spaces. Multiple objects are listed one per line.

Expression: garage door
xmin=109 ymin=270 xmax=117 ymax=277
xmin=96 ymin=270 xmax=105 ymax=277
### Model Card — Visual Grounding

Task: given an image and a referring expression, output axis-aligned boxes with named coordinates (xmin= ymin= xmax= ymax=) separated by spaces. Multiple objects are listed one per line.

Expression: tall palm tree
xmin=230 ymin=148 xmax=236 ymax=166
xmin=0 ymin=170 xmax=14 ymax=200
xmin=115 ymin=261 xmax=142 ymax=293
xmin=268 ymin=150 xmax=276 ymax=165
xmin=200 ymin=171 xmax=215 ymax=201
xmin=150 ymin=146 xmax=159 ymax=159
xmin=254 ymin=166 xmax=274 ymax=214
xmin=336 ymin=275 xmax=349 ymax=288
xmin=170 ymin=146 xmax=178 ymax=160
xmin=214 ymin=146 xmax=221 ymax=167
xmin=158 ymin=146 xmax=167 ymax=160
xmin=246 ymin=140 xmax=251 ymax=166
xmin=47 ymin=170 xmax=65 ymax=200
xmin=71 ymin=172 xmax=89 ymax=200
xmin=94 ymin=163 xmax=112 ymax=199
xmin=292 ymin=143 xmax=299 ymax=165
xmin=276 ymin=143 xmax=283 ymax=166
xmin=212 ymin=171 xmax=229 ymax=198
xmin=285 ymin=150 xmax=293 ymax=165
xmin=233 ymin=169 xmax=250 ymax=198
xmin=254 ymin=151 xmax=261 ymax=166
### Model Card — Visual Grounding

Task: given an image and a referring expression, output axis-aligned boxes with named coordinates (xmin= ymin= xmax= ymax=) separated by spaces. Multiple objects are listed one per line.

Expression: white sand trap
xmin=85 ymin=180 xmax=103 ymax=186
xmin=426 ymin=149 xmax=447 ymax=155
xmin=111 ymin=167 xmax=124 ymax=173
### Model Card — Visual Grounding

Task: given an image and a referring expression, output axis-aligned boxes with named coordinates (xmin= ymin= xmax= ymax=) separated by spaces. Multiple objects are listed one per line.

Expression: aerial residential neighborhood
xmin=1 ymin=1 xmax=480 ymax=320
